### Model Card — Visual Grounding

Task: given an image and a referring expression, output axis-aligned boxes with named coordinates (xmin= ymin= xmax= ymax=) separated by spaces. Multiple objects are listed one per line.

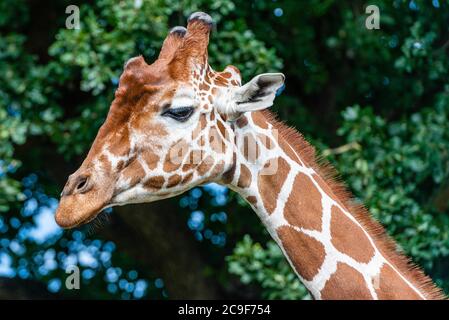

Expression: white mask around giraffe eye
xmin=160 ymin=87 xmax=197 ymax=123
xmin=170 ymin=86 xmax=196 ymax=109
xmin=216 ymin=73 xmax=285 ymax=117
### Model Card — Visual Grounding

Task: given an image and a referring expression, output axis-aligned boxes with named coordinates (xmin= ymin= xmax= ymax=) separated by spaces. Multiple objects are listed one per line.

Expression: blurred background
xmin=0 ymin=0 xmax=449 ymax=299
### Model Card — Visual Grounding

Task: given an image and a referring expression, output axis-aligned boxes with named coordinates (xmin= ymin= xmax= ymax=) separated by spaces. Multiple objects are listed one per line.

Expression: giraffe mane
xmin=260 ymin=109 xmax=446 ymax=300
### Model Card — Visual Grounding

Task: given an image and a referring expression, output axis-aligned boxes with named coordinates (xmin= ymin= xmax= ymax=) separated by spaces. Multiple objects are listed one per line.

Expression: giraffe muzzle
xmin=55 ymin=170 xmax=115 ymax=229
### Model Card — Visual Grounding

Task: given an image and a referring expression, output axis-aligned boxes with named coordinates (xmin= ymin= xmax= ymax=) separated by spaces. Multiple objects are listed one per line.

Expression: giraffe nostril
xmin=75 ymin=176 xmax=89 ymax=193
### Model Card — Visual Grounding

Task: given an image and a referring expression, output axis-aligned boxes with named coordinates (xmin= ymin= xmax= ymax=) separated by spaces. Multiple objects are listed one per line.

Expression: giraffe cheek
xmin=164 ymin=139 xmax=189 ymax=172
xmin=141 ymin=150 xmax=160 ymax=170
xmin=132 ymin=114 xmax=168 ymax=137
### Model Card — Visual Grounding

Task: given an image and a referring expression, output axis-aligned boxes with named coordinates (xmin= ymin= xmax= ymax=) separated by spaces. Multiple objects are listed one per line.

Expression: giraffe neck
xmin=223 ymin=110 xmax=442 ymax=300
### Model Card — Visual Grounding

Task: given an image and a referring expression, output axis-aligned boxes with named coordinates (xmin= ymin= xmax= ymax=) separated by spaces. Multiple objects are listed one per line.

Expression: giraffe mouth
xmin=70 ymin=212 xmax=101 ymax=228
xmin=55 ymin=190 xmax=112 ymax=229
xmin=55 ymin=202 xmax=103 ymax=229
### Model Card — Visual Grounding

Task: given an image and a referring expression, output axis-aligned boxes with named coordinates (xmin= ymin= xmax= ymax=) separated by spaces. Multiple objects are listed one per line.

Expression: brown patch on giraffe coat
xmin=237 ymin=164 xmax=252 ymax=188
xmin=374 ymin=264 xmax=423 ymax=300
xmin=199 ymin=82 xmax=210 ymax=91
xmin=198 ymin=135 xmax=206 ymax=147
xmin=210 ymin=160 xmax=225 ymax=178
xmin=204 ymin=72 xmax=211 ymax=83
xmin=214 ymin=76 xmax=228 ymax=87
xmin=312 ymin=173 xmax=345 ymax=209
xmin=221 ymin=152 xmax=236 ymax=185
xmin=217 ymin=119 xmax=227 ymax=140
xmin=192 ymin=114 xmax=207 ymax=139
xmin=182 ymin=150 xmax=203 ymax=172
xmin=277 ymin=226 xmax=325 ymax=281
xmin=278 ymin=136 xmax=302 ymax=163
xmin=257 ymin=133 xmax=274 ymax=150
xmin=167 ymin=174 xmax=182 ymax=188
xmin=284 ymin=172 xmax=322 ymax=231
xmin=221 ymin=72 xmax=232 ymax=79
xmin=141 ymin=150 xmax=159 ymax=170
xmin=330 ymin=206 xmax=375 ymax=264
xmin=181 ymin=172 xmax=193 ymax=185
xmin=251 ymin=112 xmax=269 ymax=129
xmin=258 ymin=157 xmax=290 ymax=214
xmin=321 ymin=263 xmax=373 ymax=300
xmin=242 ymin=134 xmax=260 ymax=163
xmin=210 ymin=127 xmax=226 ymax=154
xmin=236 ymin=115 xmax=248 ymax=128
xmin=108 ymin=128 xmax=130 ymax=157
xmin=144 ymin=175 xmax=165 ymax=189
xmin=121 ymin=160 xmax=145 ymax=187
xmin=116 ymin=160 xmax=125 ymax=171
xmin=197 ymin=155 xmax=214 ymax=175
xmin=163 ymin=139 xmax=188 ymax=172
xmin=210 ymin=112 xmax=215 ymax=121
xmin=221 ymin=114 xmax=228 ymax=122
xmin=246 ymin=196 xmax=257 ymax=206
xmin=98 ymin=154 xmax=112 ymax=173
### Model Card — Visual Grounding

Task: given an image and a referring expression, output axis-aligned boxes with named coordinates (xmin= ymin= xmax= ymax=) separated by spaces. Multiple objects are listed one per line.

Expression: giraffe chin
xmin=55 ymin=193 xmax=109 ymax=229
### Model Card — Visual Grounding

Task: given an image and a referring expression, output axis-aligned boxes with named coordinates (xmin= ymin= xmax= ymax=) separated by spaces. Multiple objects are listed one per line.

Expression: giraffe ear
xmin=232 ymin=73 xmax=285 ymax=113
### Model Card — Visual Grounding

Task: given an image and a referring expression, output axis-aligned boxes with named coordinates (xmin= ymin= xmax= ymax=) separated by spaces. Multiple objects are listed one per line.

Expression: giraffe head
xmin=55 ymin=12 xmax=284 ymax=228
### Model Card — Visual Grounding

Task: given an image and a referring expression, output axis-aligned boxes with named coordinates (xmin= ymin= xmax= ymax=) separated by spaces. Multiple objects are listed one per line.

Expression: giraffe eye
xmin=162 ymin=106 xmax=194 ymax=122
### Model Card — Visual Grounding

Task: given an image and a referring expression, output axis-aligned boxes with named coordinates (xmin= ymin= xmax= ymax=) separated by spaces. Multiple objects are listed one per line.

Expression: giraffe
xmin=55 ymin=12 xmax=445 ymax=300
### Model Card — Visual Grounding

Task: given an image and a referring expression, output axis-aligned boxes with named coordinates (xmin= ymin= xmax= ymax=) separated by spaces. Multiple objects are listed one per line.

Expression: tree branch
xmin=321 ymin=141 xmax=361 ymax=157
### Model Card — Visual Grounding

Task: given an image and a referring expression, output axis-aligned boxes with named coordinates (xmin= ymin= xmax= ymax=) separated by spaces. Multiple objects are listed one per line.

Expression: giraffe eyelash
xmin=161 ymin=106 xmax=195 ymax=122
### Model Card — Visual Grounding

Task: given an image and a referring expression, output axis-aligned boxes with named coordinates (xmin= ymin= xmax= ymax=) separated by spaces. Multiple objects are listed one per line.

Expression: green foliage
xmin=336 ymin=101 xmax=449 ymax=276
xmin=227 ymin=235 xmax=310 ymax=299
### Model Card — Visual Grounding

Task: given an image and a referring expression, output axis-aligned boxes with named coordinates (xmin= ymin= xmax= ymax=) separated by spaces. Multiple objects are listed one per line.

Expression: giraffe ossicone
xmin=55 ymin=12 xmax=445 ymax=300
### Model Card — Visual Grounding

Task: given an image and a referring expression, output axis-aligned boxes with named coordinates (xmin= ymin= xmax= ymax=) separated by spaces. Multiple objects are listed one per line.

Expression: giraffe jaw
xmin=109 ymin=182 xmax=189 ymax=206
xmin=55 ymin=183 xmax=187 ymax=229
